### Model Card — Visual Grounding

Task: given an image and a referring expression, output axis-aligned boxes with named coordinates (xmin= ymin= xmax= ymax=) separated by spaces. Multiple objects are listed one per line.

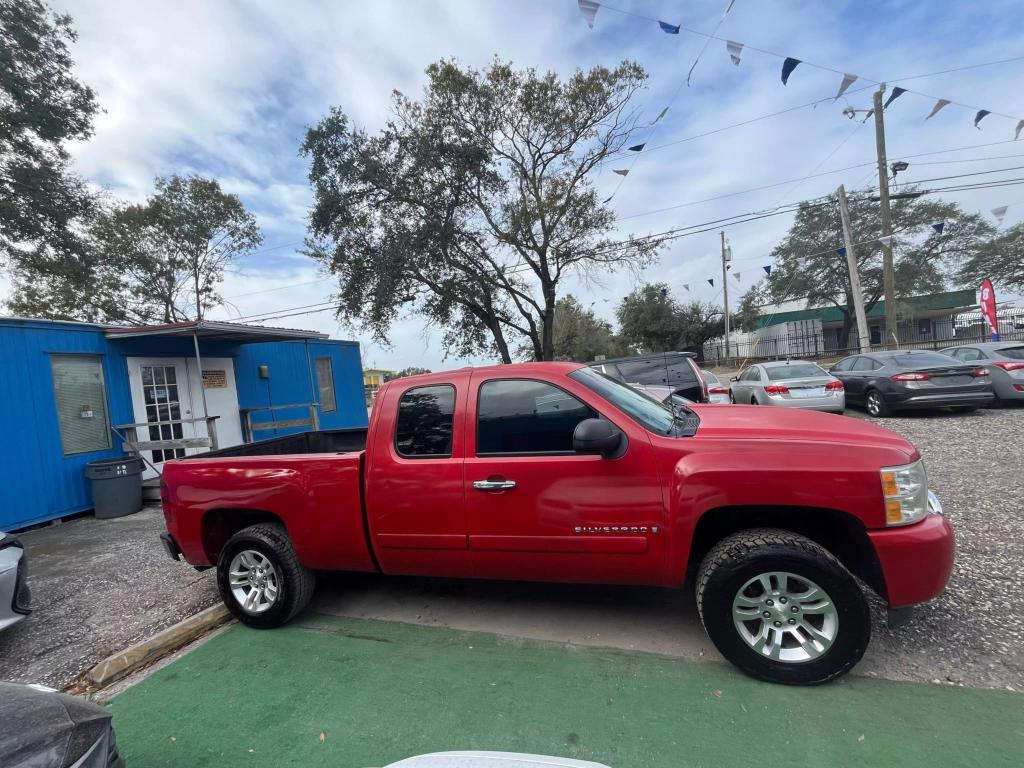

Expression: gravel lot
xmin=851 ymin=405 xmax=1024 ymax=690
xmin=0 ymin=506 xmax=218 ymax=688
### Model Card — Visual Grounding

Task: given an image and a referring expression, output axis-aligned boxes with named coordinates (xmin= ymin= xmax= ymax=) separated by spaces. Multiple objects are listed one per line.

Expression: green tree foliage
xmin=551 ymin=295 xmax=626 ymax=362
xmin=765 ymin=191 xmax=992 ymax=347
xmin=735 ymin=280 xmax=770 ymax=333
xmin=14 ymin=174 xmax=262 ymax=321
xmin=389 ymin=367 xmax=432 ymax=380
xmin=957 ymin=222 xmax=1024 ymax=293
xmin=302 ymin=58 xmax=662 ymax=363
xmin=616 ymin=283 xmax=724 ymax=353
xmin=1 ymin=0 xmax=100 ymax=314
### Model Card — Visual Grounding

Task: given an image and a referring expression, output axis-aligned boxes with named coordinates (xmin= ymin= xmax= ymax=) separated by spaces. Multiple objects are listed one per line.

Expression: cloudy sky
xmin=14 ymin=0 xmax=1024 ymax=370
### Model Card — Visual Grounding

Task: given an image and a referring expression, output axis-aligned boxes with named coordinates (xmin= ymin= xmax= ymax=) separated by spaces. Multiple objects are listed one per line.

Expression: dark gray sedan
xmin=941 ymin=341 xmax=1024 ymax=405
xmin=830 ymin=350 xmax=994 ymax=417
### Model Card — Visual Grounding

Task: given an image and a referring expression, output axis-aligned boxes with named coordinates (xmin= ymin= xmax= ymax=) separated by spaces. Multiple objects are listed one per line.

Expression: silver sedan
xmin=942 ymin=341 xmax=1024 ymax=405
xmin=729 ymin=360 xmax=845 ymax=413
xmin=0 ymin=531 xmax=31 ymax=632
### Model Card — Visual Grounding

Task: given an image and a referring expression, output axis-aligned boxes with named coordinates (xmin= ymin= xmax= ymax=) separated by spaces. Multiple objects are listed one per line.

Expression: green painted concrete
xmin=108 ymin=613 xmax=1023 ymax=768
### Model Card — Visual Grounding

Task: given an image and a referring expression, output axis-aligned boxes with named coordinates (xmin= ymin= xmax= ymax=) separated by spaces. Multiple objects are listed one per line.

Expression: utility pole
xmin=837 ymin=184 xmax=871 ymax=354
xmin=873 ymin=85 xmax=898 ymax=348
xmin=720 ymin=231 xmax=731 ymax=361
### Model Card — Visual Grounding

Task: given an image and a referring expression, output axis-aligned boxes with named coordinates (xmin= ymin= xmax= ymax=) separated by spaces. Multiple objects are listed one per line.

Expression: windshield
xmin=765 ymin=363 xmax=827 ymax=380
xmin=569 ymin=366 xmax=679 ymax=435
xmin=890 ymin=351 xmax=958 ymax=368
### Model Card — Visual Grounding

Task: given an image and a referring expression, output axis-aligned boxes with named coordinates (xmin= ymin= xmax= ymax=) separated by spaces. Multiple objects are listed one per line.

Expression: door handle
xmin=473 ymin=479 xmax=517 ymax=491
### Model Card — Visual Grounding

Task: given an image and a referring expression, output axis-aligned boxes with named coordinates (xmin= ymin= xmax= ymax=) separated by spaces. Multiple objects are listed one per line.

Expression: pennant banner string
xmin=781 ymin=57 xmax=801 ymax=85
xmin=726 ymin=40 xmax=743 ymax=66
xmin=583 ymin=2 xmax=1024 ymax=123
xmin=926 ymin=99 xmax=951 ymax=120
xmin=658 ymin=20 xmax=679 ymax=34
xmin=975 ymin=110 xmax=991 ymax=129
xmin=834 ymin=73 xmax=857 ymax=101
xmin=577 ymin=0 xmax=599 ymax=29
xmin=883 ymin=86 xmax=907 ymax=109
xmin=686 ymin=0 xmax=736 ymax=86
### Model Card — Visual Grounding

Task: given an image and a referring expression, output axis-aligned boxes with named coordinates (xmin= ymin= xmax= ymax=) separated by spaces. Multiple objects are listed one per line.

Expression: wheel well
xmin=201 ymin=508 xmax=285 ymax=564
xmin=687 ymin=505 xmax=887 ymax=599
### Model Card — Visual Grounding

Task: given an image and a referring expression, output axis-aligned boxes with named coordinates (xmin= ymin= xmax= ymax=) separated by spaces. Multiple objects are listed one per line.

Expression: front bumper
xmin=868 ymin=509 xmax=954 ymax=607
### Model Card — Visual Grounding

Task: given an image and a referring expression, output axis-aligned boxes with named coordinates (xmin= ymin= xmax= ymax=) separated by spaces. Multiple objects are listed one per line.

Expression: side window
xmin=395 ymin=384 xmax=455 ymax=458
xmin=51 ymin=355 xmax=112 ymax=455
xmin=853 ymin=357 xmax=875 ymax=371
xmin=959 ymin=348 xmax=982 ymax=361
xmin=477 ymin=379 xmax=597 ymax=455
xmin=831 ymin=357 xmax=854 ymax=372
xmin=748 ymin=367 xmax=763 ymax=382
xmin=315 ymin=357 xmax=337 ymax=413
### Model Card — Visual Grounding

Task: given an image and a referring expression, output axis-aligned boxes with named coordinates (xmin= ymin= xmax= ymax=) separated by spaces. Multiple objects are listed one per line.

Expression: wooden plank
xmin=123 ymin=437 xmax=212 ymax=451
xmin=249 ymin=418 xmax=312 ymax=431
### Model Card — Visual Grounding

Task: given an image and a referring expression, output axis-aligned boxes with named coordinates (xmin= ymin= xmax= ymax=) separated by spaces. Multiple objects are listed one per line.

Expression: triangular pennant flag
xmin=926 ymin=98 xmax=951 ymax=120
xmin=652 ymin=106 xmax=669 ymax=124
xmin=883 ymin=87 xmax=907 ymax=109
xmin=726 ymin=41 xmax=743 ymax=66
xmin=683 ymin=283 xmax=690 ymax=292
xmin=763 ymin=265 xmax=772 ymax=276
xmin=932 ymin=222 xmax=945 ymax=235
xmin=707 ymin=278 xmax=714 ymax=287
xmin=991 ymin=205 xmax=1008 ymax=223
xmin=602 ymin=195 xmax=614 ymax=203
xmin=732 ymin=271 xmax=741 ymax=282
xmin=577 ymin=0 xmax=599 ymax=29
xmin=1016 ymin=120 xmax=1024 ymax=141
xmin=627 ymin=143 xmax=646 ymax=152
xmin=975 ymin=110 xmax=991 ymax=129
xmin=781 ymin=57 xmax=801 ymax=85
xmin=612 ymin=169 xmax=629 ymax=176
xmin=834 ymin=73 xmax=857 ymax=101
xmin=836 ymin=247 xmax=847 ymax=258
xmin=878 ymin=235 xmax=894 ymax=246
xmin=861 ymin=108 xmax=874 ymax=123
xmin=658 ymin=20 xmax=679 ymax=34
xmin=659 ymin=286 xmax=668 ymax=297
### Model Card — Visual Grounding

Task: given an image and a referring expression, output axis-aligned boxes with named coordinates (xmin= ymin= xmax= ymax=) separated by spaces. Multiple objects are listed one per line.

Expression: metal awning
xmin=104 ymin=319 xmax=328 ymax=343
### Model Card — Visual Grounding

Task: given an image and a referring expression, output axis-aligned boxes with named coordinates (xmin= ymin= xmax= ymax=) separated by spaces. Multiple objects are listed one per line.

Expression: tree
xmin=302 ymin=58 xmax=662 ymax=364
xmin=616 ymin=283 xmax=723 ymax=353
xmin=551 ymin=295 xmax=625 ymax=362
xmin=735 ymin=280 xmax=770 ymax=333
xmin=390 ymin=367 xmax=432 ymax=380
xmin=957 ymin=222 xmax=1024 ymax=293
xmin=1 ymin=0 xmax=100 ymax=313
xmin=764 ymin=191 xmax=993 ymax=347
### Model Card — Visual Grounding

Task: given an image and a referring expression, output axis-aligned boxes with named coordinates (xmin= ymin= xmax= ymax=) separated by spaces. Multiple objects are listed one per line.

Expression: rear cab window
xmin=395 ymin=384 xmax=456 ymax=457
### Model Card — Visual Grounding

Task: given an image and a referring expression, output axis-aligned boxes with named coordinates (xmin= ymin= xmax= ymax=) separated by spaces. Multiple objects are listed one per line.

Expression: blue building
xmin=0 ymin=317 xmax=367 ymax=531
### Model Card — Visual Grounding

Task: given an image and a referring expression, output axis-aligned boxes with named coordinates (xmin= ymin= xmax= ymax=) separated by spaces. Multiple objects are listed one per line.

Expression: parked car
xmin=0 ymin=531 xmax=31 ymax=632
xmin=383 ymin=754 xmax=610 ymax=768
xmin=941 ymin=341 xmax=1024 ymax=406
xmin=160 ymin=361 xmax=954 ymax=685
xmin=830 ymin=350 xmax=993 ymax=417
xmin=701 ymin=369 xmax=731 ymax=404
xmin=728 ymin=360 xmax=845 ymax=413
xmin=0 ymin=681 xmax=124 ymax=767
xmin=588 ymin=352 xmax=707 ymax=402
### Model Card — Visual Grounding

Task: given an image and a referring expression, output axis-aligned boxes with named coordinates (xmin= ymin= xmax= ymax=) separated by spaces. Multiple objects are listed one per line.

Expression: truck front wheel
xmin=696 ymin=529 xmax=870 ymax=685
xmin=216 ymin=523 xmax=316 ymax=629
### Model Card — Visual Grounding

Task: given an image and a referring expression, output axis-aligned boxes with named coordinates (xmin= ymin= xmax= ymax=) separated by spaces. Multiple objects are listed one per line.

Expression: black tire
xmin=749 ymin=396 xmax=758 ymax=405
xmin=729 ymin=391 xmax=736 ymax=404
xmin=864 ymin=388 xmax=891 ymax=417
xmin=216 ymin=523 xmax=316 ymax=629
xmin=696 ymin=528 xmax=870 ymax=685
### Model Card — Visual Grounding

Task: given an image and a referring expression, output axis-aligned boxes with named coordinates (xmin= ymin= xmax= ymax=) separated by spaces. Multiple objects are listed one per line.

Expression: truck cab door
xmin=463 ymin=374 xmax=667 ymax=586
xmin=364 ymin=378 xmax=472 ymax=578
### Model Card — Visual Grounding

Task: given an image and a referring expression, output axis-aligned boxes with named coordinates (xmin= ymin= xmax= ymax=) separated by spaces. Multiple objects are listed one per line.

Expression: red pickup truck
xmin=160 ymin=362 xmax=954 ymax=684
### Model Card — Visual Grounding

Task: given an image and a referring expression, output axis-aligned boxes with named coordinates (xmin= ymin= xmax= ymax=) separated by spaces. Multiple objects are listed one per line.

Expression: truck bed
xmin=198 ymin=427 xmax=368 ymax=458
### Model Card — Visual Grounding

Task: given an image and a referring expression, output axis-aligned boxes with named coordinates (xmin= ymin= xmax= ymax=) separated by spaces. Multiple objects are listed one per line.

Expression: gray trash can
xmin=86 ymin=457 xmax=144 ymax=519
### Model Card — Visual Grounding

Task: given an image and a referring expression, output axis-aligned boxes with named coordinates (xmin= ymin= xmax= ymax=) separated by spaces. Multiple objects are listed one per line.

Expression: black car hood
xmin=0 ymin=681 xmax=111 ymax=768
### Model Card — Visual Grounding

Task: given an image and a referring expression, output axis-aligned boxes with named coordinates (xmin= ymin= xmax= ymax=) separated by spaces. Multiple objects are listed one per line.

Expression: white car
xmin=0 ymin=531 xmax=31 ymax=632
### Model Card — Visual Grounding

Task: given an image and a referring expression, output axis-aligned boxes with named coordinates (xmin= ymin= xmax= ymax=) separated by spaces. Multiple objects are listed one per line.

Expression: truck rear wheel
xmin=696 ymin=528 xmax=870 ymax=685
xmin=216 ymin=523 xmax=316 ymax=629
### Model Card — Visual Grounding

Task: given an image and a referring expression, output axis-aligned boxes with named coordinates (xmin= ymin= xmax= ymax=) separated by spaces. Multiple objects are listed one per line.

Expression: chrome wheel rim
xmin=228 ymin=550 xmax=280 ymax=614
xmin=867 ymin=392 xmax=881 ymax=415
xmin=732 ymin=571 xmax=838 ymax=663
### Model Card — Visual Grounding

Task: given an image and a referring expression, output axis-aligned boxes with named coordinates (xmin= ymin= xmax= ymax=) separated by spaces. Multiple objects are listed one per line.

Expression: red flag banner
xmin=979 ymin=278 xmax=999 ymax=341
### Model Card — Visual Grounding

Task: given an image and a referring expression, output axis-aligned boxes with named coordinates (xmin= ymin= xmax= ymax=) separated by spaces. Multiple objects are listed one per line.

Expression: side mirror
xmin=729 ymin=376 xmax=739 ymax=382
xmin=572 ymin=418 xmax=624 ymax=458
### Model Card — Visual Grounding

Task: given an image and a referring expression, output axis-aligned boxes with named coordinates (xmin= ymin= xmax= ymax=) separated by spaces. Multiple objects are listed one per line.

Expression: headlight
xmin=880 ymin=459 xmax=929 ymax=526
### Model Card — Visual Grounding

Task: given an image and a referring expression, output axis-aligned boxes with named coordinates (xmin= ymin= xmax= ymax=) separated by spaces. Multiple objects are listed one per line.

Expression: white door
xmin=127 ymin=358 xmax=199 ymax=479
xmin=184 ymin=357 xmax=243 ymax=451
